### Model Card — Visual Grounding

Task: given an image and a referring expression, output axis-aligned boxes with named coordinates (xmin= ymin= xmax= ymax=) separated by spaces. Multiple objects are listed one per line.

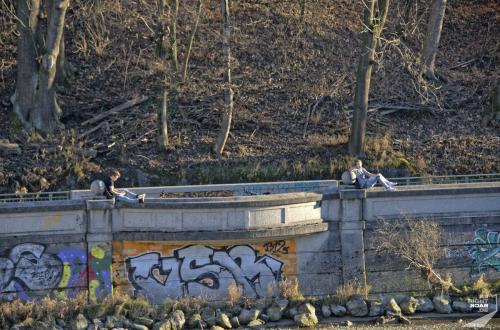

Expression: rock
xmin=188 ymin=314 xmax=206 ymax=329
xmin=393 ymin=294 xmax=409 ymax=304
xmin=415 ymin=297 xmax=434 ymax=312
xmin=275 ymin=299 xmax=289 ymax=311
xmin=285 ymin=307 xmax=298 ymax=319
xmin=294 ymin=313 xmax=318 ymax=327
xmin=169 ymin=310 xmax=185 ymax=330
xmin=259 ymin=314 xmax=269 ymax=322
xmin=72 ymin=314 xmax=89 ymax=330
xmin=210 ymin=326 xmax=225 ymax=330
xmin=330 ymin=304 xmax=347 ymax=317
xmin=247 ymin=319 xmax=265 ymax=328
xmin=385 ymin=298 xmax=401 ymax=315
xmin=127 ymin=320 xmax=149 ymax=330
xmin=238 ymin=309 xmax=260 ymax=325
xmin=368 ymin=300 xmax=385 ymax=316
xmin=133 ymin=317 xmax=154 ymax=327
xmin=346 ymin=295 xmax=368 ymax=317
xmin=216 ymin=311 xmax=232 ymax=329
xmin=321 ymin=305 xmax=332 ymax=317
xmin=230 ymin=316 xmax=240 ymax=328
xmin=297 ymin=303 xmax=316 ymax=315
xmin=452 ymin=300 xmax=472 ymax=313
xmin=344 ymin=320 xmax=353 ymax=327
xmin=266 ymin=305 xmax=283 ymax=322
xmin=433 ymin=295 xmax=452 ymax=314
xmin=201 ymin=307 xmax=217 ymax=326
xmin=400 ymin=297 xmax=418 ymax=315
xmin=86 ymin=324 xmax=98 ymax=330
xmin=153 ymin=321 xmax=171 ymax=330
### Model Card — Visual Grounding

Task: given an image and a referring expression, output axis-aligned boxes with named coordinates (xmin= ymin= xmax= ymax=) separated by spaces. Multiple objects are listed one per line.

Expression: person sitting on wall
xmin=103 ymin=169 xmax=145 ymax=204
xmin=351 ymin=159 xmax=397 ymax=191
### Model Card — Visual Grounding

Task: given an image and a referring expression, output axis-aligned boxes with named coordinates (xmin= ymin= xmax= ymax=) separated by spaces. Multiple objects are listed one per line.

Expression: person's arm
xmin=363 ymin=168 xmax=377 ymax=177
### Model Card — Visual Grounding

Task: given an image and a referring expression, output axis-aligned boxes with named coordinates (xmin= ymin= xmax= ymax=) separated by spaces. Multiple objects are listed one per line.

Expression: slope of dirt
xmin=0 ymin=0 xmax=499 ymax=193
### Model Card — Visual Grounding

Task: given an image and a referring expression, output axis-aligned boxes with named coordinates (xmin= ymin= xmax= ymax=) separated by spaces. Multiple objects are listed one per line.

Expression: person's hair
xmin=109 ymin=169 xmax=121 ymax=177
xmin=355 ymin=159 xmax=363 ymax=164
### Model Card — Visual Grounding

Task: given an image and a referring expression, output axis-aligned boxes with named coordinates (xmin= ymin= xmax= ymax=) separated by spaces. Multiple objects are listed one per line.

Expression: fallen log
xmin=82 ymin=95 xmax=149 ymax=126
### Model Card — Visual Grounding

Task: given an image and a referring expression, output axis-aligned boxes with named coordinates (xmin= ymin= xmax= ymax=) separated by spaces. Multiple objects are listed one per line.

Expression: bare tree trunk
xmin=214 ymin=0 xmax=233 ymax=157
xmin=348 ymin=0 xmax=390 ymax=156
xmin=33 ymin=0 xmax=68 ymax=132
xmin=12 ymin=0 xmax=42 ymax=125
xmin=182 ymin=0 xmax=203 ymax=83
xmin=421 ymin=0 xmax=447 ymax=81
xmin=156 ymin=0 xmax=168 ymax=58
xmin=55 ymin=33 xmax=72 ymax=86
xmin=170 ymin=0 xmax=179 ymax=76
xmin=159 ymin=90 xmax=169 ymax=149
xmin=12 ymin=0 xmax=68 ymax=133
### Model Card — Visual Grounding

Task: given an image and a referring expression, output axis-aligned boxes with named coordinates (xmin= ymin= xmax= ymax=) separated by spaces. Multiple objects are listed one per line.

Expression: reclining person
xmin=103 ymin=169 xmax=145 ymax=204
xmin=351 ymin=159 xmax=397 ymax=191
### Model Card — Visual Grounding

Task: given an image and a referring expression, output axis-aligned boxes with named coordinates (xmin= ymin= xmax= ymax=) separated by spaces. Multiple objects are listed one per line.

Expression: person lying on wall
xmin=103 ymin=169 xmax=145 ymax=204
xmin=350 ymin=159 xmax=397 ymax=191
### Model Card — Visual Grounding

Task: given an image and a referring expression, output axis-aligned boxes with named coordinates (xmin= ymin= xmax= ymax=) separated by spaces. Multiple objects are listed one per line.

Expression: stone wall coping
xmin=87 ymin=192 xmax=323 ymax=210
xmin=322 ymin=182 xmax=500 ymax=200
xmin=0 ymin=200 xmax=86 ymax=213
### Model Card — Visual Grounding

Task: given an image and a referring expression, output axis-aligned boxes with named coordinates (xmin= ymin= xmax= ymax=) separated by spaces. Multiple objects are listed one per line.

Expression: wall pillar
xmin=86 ymin=201 xmax=114 ymax=301
xmin=339 ymin=189 xmax=367 ymax=287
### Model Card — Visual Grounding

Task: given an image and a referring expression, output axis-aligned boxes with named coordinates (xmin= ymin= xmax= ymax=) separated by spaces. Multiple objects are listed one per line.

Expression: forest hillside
xmin=0 ymin=0 xmax=499 ymax=193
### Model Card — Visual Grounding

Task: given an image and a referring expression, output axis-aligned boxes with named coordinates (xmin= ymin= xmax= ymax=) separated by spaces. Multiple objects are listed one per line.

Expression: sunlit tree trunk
xmin=12 ymin=0 xmax=68 ymax=133
xmin=214 ymin=0 xmax=233 ymax=157
xmin=348 ymin=0 xmax=390 ymax=156
xmin=421 ymin=0 xmax=447 ymax=81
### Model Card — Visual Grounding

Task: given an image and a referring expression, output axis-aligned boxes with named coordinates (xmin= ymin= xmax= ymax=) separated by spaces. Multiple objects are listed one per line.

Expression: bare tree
xmin=213 ymin=0 xmax=233 ymax=157
xmin=169 ymin=0 xmax=179 ymax=75
xmin=348 ymin=0 xmax=390 ymax=156
xmin=421 ymin=0 xmax=447 ymax=81
xmin=156 ymin=0 xmax=169 ymax=58
xmin=182 ymin=0 xmax=203 ymax=83
xmin=159 ymin=90 xmax=169 ymax=149
xmin=11 ymin=0 xmax=69 ymax=133
xmin=376 ymin=219 xmax=461 ymax=294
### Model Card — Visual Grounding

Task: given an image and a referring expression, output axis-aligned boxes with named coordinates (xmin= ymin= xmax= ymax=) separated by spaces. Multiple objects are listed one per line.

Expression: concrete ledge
xmin=339 ymin=188 xmax=366 ymax=200
xmin=0 ymin=200 xmax=86 ymax=213
xmin=114 ymin=220 xmax=328 ymax=241
xmin=110 ymin=192 xmax=322 ymax=209
xmin=367 ymin=184 xmax=500 ymax=197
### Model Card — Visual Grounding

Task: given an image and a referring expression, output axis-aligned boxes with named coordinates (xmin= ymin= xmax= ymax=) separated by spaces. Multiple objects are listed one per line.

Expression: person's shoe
xmin=389 ymin=182 xmax=398 ymax=186
xmin=386 ymin=186 xmax=396 ymax=192
xmin=138 ymin=194 xmax=146 ymax=203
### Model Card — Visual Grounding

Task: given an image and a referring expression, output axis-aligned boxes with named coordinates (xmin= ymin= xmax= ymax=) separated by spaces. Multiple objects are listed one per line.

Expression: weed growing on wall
xmin=334 ymin=279 xmax=371 ymax=305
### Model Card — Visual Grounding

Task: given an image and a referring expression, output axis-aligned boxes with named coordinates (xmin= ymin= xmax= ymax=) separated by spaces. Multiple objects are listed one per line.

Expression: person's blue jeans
xmin=115 ymin=189 xmax=139 ymax=204
xmin=364 ymin=174 xmax=394 ymax=190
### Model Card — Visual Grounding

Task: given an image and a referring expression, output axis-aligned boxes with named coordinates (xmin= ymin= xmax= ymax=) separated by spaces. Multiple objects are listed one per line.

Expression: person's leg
xmin=123 ymin=189 xmax=138 ymax=198
xmin=115 ymin=194 xmax=139 ymax=204
xmin=364 ymin=176 xmax=378 ymax=188
xmin=376 ymin=174 xmax=395 ymax=191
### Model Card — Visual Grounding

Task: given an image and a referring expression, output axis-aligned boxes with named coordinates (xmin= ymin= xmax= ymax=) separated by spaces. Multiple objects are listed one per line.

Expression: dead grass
xmin=279 ymin=277 xmax=304 ymax=303
xmin=334 ymin=279 xmax=371 ymax=305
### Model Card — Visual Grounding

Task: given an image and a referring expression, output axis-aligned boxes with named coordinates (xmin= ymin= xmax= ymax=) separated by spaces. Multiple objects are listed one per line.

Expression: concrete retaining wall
xmin=0 ymin=182 xmax=499 ymax=302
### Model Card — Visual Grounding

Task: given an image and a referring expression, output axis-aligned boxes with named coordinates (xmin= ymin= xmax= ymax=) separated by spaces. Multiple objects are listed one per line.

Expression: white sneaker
xmin=386 ymin=186 xmax=396 ymax=191
xmin=389 ymin=181 xmax=398 ymax=186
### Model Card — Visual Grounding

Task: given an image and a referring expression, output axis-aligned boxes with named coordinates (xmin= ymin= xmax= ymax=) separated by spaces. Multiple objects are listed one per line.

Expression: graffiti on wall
xmin=0 ymin=243 xmax=112 ymax=301
xmin=467 ymin=228 xmax=500 ymax=275
xmin=124 ymin=243 xmax=291 ymax=303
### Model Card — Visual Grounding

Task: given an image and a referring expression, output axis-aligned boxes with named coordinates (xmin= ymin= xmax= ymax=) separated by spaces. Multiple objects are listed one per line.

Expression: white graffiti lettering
xmin=0 ymin=243 xmax=63 ymax=300
xmin=126 ymin=245 xmax=284 ymax=303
